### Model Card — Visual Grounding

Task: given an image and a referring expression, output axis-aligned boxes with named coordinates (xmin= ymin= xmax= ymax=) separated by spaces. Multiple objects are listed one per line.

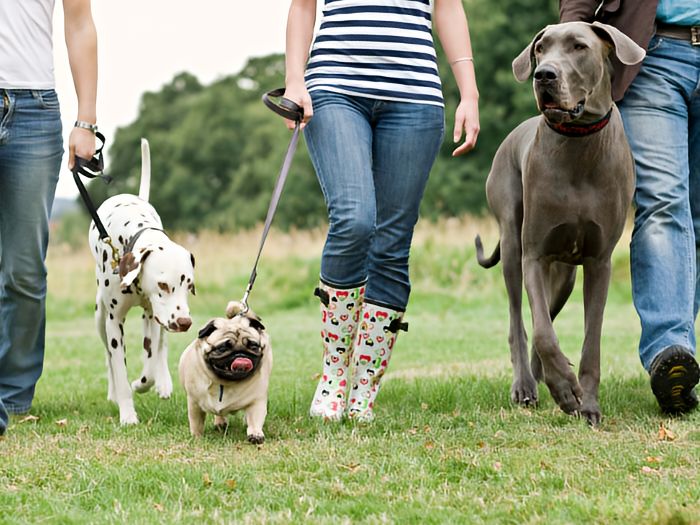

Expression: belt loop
xmin=692 ymin=27 xmax=700 ymax=46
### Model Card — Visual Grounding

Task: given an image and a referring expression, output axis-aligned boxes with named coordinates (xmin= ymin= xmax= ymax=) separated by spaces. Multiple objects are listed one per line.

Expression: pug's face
xmin=196 ymin=312 xmax=268 ymax=381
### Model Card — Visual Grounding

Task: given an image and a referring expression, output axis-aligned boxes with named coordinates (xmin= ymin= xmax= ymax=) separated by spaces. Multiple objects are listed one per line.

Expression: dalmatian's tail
xmin=139 ymin=138 xmax=151 ymax=202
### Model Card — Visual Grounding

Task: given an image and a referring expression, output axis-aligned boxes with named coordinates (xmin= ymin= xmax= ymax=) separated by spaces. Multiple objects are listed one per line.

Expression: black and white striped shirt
xmin=305 ymin=0 xmax=443 ymax=106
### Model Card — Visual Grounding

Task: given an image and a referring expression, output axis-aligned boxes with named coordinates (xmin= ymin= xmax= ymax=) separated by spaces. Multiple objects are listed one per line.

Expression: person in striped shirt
xmin=284 ymin=0 xmax=479 ymax=422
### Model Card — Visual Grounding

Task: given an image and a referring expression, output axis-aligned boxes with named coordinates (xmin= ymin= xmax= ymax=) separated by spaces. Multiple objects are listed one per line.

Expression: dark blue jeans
xmin=618 ymin=35 xmax=700 ymax=370
xmin=304 ymin=90 xmax=444 ymax=310
xmin=0 ymin=89 xmax=63 ymax=432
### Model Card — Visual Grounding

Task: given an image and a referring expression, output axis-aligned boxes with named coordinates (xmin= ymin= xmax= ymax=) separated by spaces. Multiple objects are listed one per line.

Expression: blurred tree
xmin=87 ymin=0 xmax=558 ymax=232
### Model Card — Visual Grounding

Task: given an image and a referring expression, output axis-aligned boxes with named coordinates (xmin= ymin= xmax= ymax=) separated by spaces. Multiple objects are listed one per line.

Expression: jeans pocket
xmin=37 ymin=90 xmax=60 ymax=111
xmin=647 ymin=35 xmax=664 ymax=53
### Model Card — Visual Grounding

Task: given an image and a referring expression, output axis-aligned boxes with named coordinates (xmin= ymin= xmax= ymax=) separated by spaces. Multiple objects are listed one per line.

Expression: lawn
xmin=1 ymin=218 xmax=698 ymax=524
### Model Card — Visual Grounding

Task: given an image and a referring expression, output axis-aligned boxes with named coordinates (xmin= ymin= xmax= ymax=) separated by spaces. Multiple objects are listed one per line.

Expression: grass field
xmin=1 ymin=218 xmax=699 ymax=524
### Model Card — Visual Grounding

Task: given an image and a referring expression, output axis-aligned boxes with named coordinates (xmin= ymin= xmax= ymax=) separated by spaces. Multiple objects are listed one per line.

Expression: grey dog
xmin=475 ymin=22 xmax=645 ymax=425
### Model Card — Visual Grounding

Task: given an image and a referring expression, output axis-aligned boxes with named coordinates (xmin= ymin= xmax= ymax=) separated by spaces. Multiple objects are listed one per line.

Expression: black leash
xmin=238 ymin=88 xmax=304 ymax=314
xmin=71 ymin=132 xmax=120 ymax=270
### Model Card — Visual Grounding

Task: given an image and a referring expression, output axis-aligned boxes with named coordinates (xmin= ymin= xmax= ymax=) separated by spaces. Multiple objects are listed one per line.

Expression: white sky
xmin=53 ymin=0 xmax=308 ymax=197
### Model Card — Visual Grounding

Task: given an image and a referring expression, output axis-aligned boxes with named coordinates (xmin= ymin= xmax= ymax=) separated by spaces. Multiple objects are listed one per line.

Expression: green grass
xmin=1 ymin=224 xmax=699 ymax=524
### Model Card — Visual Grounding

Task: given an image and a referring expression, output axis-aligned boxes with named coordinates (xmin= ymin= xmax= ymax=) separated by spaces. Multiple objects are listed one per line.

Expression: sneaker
xmin=649 ymin=345 xmax=699 ymax=414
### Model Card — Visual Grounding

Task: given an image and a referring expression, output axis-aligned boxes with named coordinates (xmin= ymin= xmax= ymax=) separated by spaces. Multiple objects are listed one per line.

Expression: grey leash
xmin=238 ymin=88 xmax=304 ymax=314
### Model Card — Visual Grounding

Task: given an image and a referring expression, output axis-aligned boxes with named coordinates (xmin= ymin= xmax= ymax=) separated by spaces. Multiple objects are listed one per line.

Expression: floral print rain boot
xmin=347 ymin=302 xmax=407 ymax=422
xmin=309 ymin=281 xmax=365 ymax=420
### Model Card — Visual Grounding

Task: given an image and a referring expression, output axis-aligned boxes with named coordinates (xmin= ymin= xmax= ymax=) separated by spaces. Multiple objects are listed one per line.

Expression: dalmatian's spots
xmin=111 ymin=298 xmax=118 ymax=306
xmin=144 ymin=337 xmax=152 ymax=358
xmin=109 ymin=313 xmax=114 ymax=320
xmin=111 ymin=338 xmax=118 ymax=349
xmin=104 ymin=279 xmax=109 ymax=287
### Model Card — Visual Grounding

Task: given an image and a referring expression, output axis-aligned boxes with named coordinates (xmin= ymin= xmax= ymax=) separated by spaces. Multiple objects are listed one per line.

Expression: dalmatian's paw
xmin=132 ymin=376 xmax=154 ymax=394
xmin=155 ymin=377 xmax=173 ymax=399
xmin=119 ymin=408 xmax=139 ymax=425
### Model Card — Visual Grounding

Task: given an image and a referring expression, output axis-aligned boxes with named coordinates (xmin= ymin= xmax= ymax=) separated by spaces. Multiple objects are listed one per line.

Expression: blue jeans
xmin=304 ymin=91 xmax=444 ymax=310
xmin=617 ymin=35 xmax=700 ymax=371
xmin=0 ymin=89 xmax=63 ymax=432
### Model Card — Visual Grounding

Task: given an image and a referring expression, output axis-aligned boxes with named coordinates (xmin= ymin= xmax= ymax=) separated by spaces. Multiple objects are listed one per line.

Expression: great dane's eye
xmin=157 ymin=282 xmax=169 ymax=293
xmin=574 ymin=43 xmax=587 ymax=51
xmin=535 ymin=43 xmax=544 ymax=54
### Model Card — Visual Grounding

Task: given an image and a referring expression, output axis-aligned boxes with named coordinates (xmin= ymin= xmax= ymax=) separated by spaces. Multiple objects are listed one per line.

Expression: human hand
xmin=283 ymin=82 xmax=313 ymax=130
xmin=451 ymin=97 xmax=479 ymax=156
xmin=68 ymin=126 xmax=97 ymax=170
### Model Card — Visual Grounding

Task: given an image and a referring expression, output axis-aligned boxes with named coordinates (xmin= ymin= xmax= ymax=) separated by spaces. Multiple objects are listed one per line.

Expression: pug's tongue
xmin=231 ymin=357 xmax=254 ymax=373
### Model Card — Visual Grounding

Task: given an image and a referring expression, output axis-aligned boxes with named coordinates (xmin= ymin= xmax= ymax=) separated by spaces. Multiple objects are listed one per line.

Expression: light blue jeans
xmin=617 ymin=35 xmax=700 ymax=371
xmin=0 ymin=89 xmax=63 ymax=432
xmin=304 ymin=90 xmax=444 ymax=310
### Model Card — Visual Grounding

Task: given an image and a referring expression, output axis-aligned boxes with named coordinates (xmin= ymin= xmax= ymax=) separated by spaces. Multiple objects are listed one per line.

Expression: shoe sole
xmin=650 ymin=350 xmax=700 ymax=414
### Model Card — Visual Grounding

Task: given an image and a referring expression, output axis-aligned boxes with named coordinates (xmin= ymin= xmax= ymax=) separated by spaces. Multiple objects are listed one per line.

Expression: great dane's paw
xmin=214 ymin=415 xmax=228 ymax=432
xmin=530 ymin=352 xmax=544 ymax=382
xmin=580 ymin=402 xmax=602 ymax=427
xmin=132 ymin=376 xmax=154 ymax=394
xmin=511 ymin=376 xmax=539 ymax=407
xmin=247 ymin=433 xmax=265 ymax=445
xmin=548 ymin=379 xmax=583 ymax=415
xmin=119 ymin=409 xmax=139 ymax=425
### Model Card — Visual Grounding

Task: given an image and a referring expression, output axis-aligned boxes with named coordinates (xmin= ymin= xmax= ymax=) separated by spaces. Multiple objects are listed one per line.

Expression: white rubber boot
xmin=347 ymin=302 xmax=407 ymax=422
xmin=309 ymin=281 xmax=365 ymax=420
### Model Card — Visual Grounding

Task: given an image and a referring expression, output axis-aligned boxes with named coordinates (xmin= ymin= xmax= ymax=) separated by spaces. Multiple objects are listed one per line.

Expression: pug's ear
xmin=198 ymin=320 xmax=217 ymax=339
xmin=248 ymin=317 xmax=265 ymax=332
xmin=226 ymin=300 xmax=245 ymax=319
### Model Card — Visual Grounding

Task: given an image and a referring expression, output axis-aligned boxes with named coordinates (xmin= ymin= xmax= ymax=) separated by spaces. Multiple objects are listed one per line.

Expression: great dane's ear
xmin=512 ymin=26 xmax=549 ymax=82
xmin=590 ymin=21 xmax=645 ymax=65
xmin=198 ymin=320 xmax=217 ymax=339
xmin=119 ymin=247 xmax=152 ymax=288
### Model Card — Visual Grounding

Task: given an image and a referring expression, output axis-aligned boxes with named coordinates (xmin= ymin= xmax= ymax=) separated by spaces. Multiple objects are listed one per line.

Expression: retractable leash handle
xmin=237 ymin=89 xmax=305 ymax=316
xmin=71 ymin=132 xmax=120 ymax=270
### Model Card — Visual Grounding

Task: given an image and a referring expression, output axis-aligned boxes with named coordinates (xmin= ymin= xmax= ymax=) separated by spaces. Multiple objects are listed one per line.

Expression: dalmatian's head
xmin=119 ymin=240 xmax=196 ymax=332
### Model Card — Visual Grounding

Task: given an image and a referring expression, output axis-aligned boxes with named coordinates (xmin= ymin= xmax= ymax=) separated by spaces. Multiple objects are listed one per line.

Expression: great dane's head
xmin=512 ymin=22 xmax=645 ymax=124
xmin=119 ymin=238 xmax=196 ymax=333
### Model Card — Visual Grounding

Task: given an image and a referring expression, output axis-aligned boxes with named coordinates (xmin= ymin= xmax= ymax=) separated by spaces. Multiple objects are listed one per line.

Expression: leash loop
xmin=237 ymin=88 xmax=304 ymax=314
xmin=71 ymin=132 xmax=120 ymax=270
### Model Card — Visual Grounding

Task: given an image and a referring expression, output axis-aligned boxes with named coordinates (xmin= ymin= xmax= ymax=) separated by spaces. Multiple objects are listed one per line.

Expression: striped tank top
xmin=305 ymin=0 xmax=443 ymax=107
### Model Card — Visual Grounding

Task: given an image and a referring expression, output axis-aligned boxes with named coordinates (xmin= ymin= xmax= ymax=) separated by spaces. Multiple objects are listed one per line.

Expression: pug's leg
xmin=214 ymin=415 xmax=228 ymax=431
xmin=187 ymin=396 xmax=206 ymax=437
xmin=245 ymin=398 xmax=267 ymax=444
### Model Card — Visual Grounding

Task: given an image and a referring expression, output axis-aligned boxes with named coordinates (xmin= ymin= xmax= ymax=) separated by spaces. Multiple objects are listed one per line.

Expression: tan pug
xmin=178 ymin=301 xmax=272 ymax=442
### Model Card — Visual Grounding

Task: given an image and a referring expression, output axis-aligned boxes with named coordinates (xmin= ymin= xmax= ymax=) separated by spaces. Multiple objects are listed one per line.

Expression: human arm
xmin=284 ymin=0 xmax=316 ymax=130
xmin=559 ymin=0 xmax=601 ymax=22
xmin=433 ymin=0 xmax=479 ymax=157
xmin=63 ymin=0 xmax=97 ymax=169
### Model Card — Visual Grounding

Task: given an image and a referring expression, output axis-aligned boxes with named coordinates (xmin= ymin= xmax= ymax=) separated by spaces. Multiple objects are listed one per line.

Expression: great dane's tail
xmin=475 ymin=235 xmax=501 ymax=268
xmin=139 ymin=138 xmax=151 ymax=202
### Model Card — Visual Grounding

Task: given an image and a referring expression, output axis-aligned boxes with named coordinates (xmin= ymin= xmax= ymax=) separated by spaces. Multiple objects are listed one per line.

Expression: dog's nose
xmin=534 ymin=64 xmax=558 ymax=83
xmin=176 ymin=317 xmax=192 ymax=331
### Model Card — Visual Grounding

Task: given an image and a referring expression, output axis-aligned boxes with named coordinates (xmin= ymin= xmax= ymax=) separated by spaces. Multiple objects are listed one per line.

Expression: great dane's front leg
xmin=524 ymin=257 xmax=582 ymax=414
xmin=245 ymin=398 xmax=267 ymax=444
xmin=501 ymin=229 xmax=537 ymax=406
xmin=105 ymin=315 xmax=138 ymax=424
xmin=579 ymin=258 xmax=611 ymax=426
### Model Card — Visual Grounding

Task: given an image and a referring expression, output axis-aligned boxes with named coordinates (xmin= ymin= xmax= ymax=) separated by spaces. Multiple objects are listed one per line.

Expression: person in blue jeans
xmin=284 ymin=0 xmax=480 ymax=421
xmin=561 ymin=0 xmax=700 ymax=414
xmin=0 ymin=0 xmax=99 ymax=436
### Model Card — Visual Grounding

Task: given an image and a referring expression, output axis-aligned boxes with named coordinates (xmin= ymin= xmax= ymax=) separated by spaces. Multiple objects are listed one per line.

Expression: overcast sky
xmin=53 ymin=0 xmax=308 ymax=197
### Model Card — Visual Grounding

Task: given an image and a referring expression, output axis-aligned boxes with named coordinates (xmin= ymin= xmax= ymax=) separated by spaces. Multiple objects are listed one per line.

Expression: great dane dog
xmin=475 ymin=22 xmax=645 ymax=425
xmin=90 ymin=139 xmax=196 ymax=425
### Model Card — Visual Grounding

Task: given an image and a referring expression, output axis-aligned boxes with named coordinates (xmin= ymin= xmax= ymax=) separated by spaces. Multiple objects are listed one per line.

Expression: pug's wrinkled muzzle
xmin=204 ymin=339 xmax=263 ymax=381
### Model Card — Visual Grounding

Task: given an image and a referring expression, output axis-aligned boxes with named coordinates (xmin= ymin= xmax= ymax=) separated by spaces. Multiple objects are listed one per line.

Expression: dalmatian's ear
xmin=512 ymin=25 xmax=549 ymax=82
xmin=118 ymin=248 xmax=152 ymax=288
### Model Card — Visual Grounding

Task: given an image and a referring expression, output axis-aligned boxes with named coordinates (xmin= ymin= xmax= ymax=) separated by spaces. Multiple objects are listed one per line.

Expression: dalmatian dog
xmin=89 ymin=139 xmax=196 ymax=425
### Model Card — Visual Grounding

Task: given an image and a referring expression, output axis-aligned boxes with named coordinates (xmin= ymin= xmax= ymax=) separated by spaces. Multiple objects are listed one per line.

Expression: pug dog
xmin=179 ymin=301 xmax=272 ymax=442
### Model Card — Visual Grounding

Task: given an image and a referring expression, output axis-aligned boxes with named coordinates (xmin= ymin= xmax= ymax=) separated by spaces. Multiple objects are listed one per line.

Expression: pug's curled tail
xmin=475 ymin=235 xmax=500 ymax=268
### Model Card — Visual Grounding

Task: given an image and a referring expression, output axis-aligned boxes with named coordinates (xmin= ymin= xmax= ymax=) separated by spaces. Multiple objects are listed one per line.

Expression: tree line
xmin=86 ymin=0 xmax=558 ymax=232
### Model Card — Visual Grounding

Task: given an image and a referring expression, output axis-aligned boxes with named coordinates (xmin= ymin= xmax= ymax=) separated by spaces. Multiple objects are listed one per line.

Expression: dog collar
xmin=545 ymin=108 xmax=613 ymax=137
